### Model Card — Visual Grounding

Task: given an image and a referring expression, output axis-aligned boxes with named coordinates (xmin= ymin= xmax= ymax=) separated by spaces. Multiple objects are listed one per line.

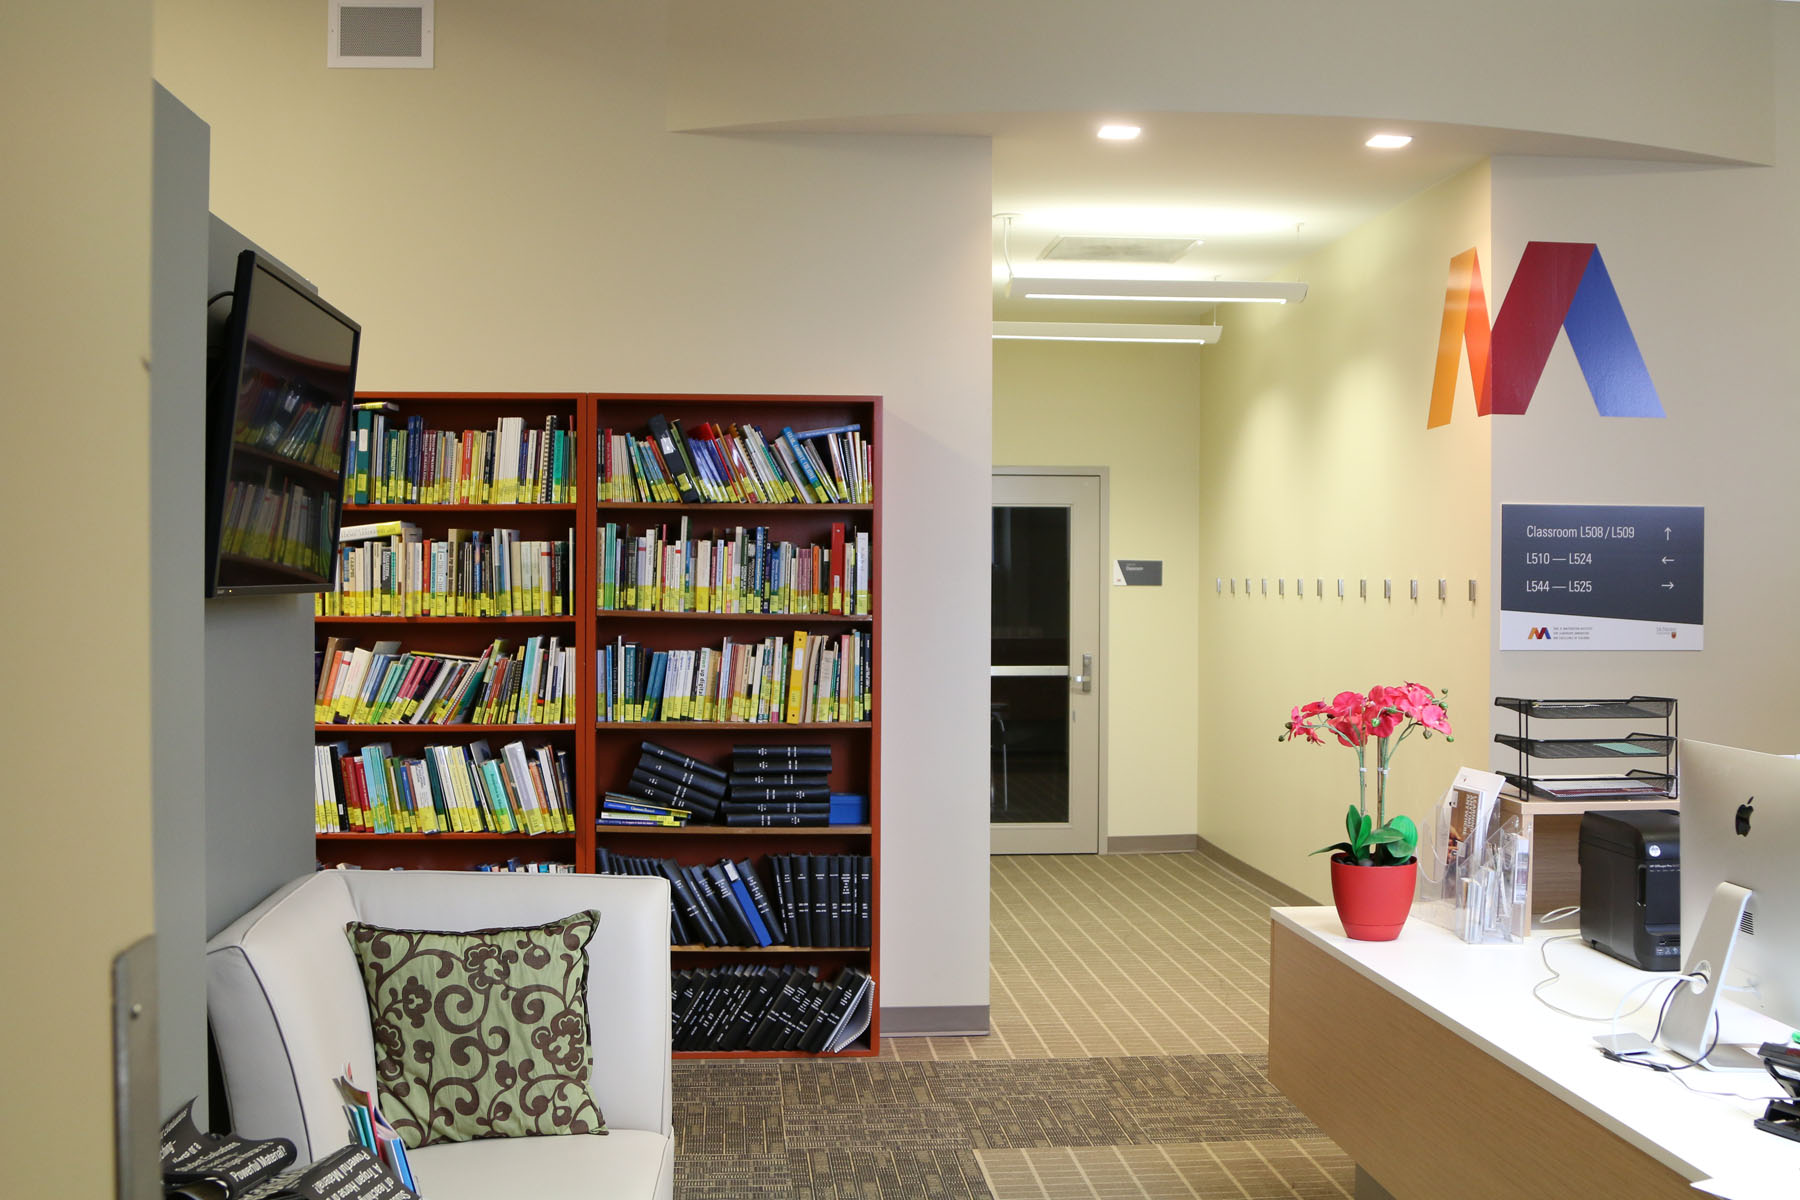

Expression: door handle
xmin=1072 ymin=652 xmax=1093 ymax=694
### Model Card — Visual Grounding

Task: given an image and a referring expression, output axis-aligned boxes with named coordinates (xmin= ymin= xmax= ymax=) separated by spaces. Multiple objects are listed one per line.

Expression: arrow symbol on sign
xmin=1662 ymin=556 xmax=1675 ymax=565
xmin=1665 ymin=527 xmax=1672 ymax=540
xmin=1662 ymin=582 xmax=1676 ymax=590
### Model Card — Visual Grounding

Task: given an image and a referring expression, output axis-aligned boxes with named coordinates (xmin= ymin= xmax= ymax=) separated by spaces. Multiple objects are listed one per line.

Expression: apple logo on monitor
xmin=1736 ymin=797 xmax=1754 ymax=837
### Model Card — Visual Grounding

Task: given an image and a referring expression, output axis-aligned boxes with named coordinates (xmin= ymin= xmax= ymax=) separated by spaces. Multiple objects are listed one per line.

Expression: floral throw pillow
xmin=345 ymin=910 xmax=607 ymax=1148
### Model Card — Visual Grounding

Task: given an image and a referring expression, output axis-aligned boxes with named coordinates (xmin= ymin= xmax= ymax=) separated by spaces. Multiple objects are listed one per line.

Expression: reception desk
xmin=1268 ymin=907 xmax=1799 ymax=1200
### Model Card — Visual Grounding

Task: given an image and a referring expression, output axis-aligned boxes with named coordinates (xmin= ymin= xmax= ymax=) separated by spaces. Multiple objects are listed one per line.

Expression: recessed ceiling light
xmin=1365 ymin=133 xmax=1413 ymax=149
xmin=1097 ymin=124 xmax=1141 ymax=141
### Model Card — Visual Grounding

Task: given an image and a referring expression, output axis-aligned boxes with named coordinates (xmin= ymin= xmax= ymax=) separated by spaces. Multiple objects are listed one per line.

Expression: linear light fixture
xmin=1097 ymin=123 xmax=1142 ymax=140
xmin=1016 ymin=277 xmax=1308 ymax=304
xmin=1365 ymin=133 xmax=1413 ymax=149
xmin=992 ymin=322 xmax=1223 ymax=344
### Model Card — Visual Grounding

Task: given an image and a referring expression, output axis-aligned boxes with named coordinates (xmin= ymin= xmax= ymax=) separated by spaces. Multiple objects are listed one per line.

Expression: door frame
xmin=991 ymin=465 xmax=1110 ymax=853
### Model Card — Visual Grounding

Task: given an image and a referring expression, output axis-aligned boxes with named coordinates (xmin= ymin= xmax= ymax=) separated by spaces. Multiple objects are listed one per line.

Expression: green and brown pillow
xmin=345 ymin=909 xmax=607 ymax=1148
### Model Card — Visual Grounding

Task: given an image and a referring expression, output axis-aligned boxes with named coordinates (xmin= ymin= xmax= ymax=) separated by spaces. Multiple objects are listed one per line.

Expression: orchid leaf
xmin=1311 ymin=841 xmax=1355 ymax=858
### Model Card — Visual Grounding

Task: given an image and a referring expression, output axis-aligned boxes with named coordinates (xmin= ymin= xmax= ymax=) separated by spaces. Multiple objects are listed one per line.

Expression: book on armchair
xmin=161 ymin=1100 xmax=419 ymax=1200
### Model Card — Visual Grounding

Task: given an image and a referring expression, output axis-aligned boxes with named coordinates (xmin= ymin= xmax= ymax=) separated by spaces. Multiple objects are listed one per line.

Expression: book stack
xmin=599 ymin=416 xmax=871 ymax=506
xmin=321 ymin=525 xmax=574 ymax=618
xmin=315 ymin=636 xmax=577 ymax=726
xmin=346 ymin=405 xmax=577 ymax=506
xmin=314 ymin=738 xmax=575 ymax=834
xmin=594 ymin=849 xmax=785 ymax=948
xmin=673 ymin=964 xmax=873 ymax=1053
xmin=764 ymin=853 xmax=872 ymax=946
xmin=597 ymin=520 xmax=871 ymax=616
xmin=596 ymin=630 xmax=870 ymax=724
xmin=619 ymin=741 xmax=725 ymax=821
xmin=724 ymin=744 xmax=831 ymax=826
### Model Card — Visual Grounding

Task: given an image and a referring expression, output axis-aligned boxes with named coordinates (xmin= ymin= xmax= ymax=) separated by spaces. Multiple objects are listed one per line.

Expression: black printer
xmin=1579 ymin=809 xmax=1681 ymax=971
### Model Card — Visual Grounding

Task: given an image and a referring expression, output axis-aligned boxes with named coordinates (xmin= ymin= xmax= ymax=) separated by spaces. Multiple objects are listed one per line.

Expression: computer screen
xmin=1667 ymin=740 xmax=1800 ymax=1062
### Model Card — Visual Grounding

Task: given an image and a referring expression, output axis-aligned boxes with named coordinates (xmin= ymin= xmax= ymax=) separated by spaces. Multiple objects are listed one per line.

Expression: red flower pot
xmin=1329 ymin=855 xmax=1417 ymax=941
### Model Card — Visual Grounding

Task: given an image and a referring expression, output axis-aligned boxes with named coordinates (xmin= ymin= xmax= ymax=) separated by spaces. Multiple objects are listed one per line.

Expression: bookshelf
xmin=313 ymin=392 xmax=880 ymax=1058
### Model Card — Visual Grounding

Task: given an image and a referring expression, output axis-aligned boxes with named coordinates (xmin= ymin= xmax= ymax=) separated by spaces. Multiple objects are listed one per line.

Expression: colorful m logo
xmin=1428 ymin=242 xmax=1661 ymax=428
xmin=1527 ymin=627 xmax=1552 ymax=641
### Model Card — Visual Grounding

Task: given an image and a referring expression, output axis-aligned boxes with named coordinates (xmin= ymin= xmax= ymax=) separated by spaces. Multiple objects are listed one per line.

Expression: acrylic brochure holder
xmin=1416 ymin=767 xmax=1530 ymax=944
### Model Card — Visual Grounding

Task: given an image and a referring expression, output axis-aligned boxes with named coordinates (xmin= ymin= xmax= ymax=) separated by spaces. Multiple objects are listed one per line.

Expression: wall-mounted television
xmin=204 ymin=250 xmax=361 ymax=597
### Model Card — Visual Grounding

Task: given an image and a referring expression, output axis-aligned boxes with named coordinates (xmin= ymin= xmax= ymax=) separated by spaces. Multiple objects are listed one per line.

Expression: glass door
xmin=990 ymin=471 xmax=1102 ymax=854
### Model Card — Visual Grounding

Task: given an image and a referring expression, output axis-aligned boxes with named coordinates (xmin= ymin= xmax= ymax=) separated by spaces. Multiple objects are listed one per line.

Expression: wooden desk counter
xmin=1269 ymin=908 xmax=1799 ymax=1200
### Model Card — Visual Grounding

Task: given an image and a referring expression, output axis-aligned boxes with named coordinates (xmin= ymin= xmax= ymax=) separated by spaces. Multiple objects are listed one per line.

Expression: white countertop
xmin=1273 ymin=907 xmax=1800 ymax=1199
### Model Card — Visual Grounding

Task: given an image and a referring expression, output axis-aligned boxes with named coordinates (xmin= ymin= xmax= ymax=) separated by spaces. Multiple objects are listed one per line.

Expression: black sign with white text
xmin=1500 ymin=504 xmax=1703 ymax=650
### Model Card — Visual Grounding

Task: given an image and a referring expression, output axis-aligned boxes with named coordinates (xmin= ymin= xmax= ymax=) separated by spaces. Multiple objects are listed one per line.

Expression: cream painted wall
xmin=993 ymin=342 xmax=1203 ymax=840
xmin=669 ymin=0 xmax=1775 ymax=164
xmin=1194 ymin=164 xmax=1493 ymax=902
xmin=1487 ymin=11 xmax=1800 ymax=752
xmin=153 ymin=0 xmax=993 ymax=1014
xmin=1 ymin=0 xmax=157 ymax=1186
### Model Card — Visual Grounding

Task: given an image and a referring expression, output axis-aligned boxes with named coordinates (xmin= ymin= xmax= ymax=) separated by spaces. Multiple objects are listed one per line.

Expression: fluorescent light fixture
xmin=1018 ymin=206 xmax=1296 ymax=237
xmin=993 ymin=322 xmax=1222 ymax=344
xmin=1016 ymin=277 xmax=1308 ymax=304
xmin=1097 ymin=124 xmax=1141 ymax=140
xmin=1365 ymin=133 xmax=1413 ymax=149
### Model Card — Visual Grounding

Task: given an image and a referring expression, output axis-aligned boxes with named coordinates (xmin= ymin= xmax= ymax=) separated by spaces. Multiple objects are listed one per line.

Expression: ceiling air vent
xmin=329 ymin=0 xmax=434 ymax=69
xmin=1040 ymin=235 xmax=1198 ymax=264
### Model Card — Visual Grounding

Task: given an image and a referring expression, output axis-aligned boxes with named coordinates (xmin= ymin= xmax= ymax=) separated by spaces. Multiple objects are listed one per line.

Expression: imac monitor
xmin=1662 ymin=739 xmax=1800 ymax=1067
xmin=204 ymin=250 xmax=360 ymax=597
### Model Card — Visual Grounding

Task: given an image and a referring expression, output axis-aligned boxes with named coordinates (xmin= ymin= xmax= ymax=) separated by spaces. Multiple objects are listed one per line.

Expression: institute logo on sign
xmin=1527 ymin=627 xmax=1552 ymax=641
xmin=1428 ymin=242 xmax=1662 ymax=428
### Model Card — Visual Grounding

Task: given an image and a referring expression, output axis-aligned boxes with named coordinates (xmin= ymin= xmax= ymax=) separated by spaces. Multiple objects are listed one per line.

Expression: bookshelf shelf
xmin=595 ymin=824 xmax=871 ymax=837
xmin=316 ymin=724 xmax=578 ymax=734
xmin=316 ymin=615 xmax=577 ymax=625
xmin=344 ymin=503 xmax=579 ymax=514
xmin=234 ymin=442 xmax=343 ymax=487
xmin=316 ymin=832 xmax=576 ymax=842
xmin=596 ymin=721 xmax=872 ymax=731
xmin=597 ymin=502 xmax=874 ymax=514
xmin=316 ymin=392 xmax=881 ymax=1059
xmin=596 ymin=611 xmax=872 ymax=624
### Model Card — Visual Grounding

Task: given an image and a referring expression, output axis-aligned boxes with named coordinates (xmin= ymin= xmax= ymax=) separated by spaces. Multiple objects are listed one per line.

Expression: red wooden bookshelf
xmin=314 ymin=392 xmax=881 ymax=1058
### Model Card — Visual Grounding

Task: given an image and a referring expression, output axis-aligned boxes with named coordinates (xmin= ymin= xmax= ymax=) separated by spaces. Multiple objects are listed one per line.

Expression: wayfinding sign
xmin=1500 ymin=504 xmax=1703 ymax=650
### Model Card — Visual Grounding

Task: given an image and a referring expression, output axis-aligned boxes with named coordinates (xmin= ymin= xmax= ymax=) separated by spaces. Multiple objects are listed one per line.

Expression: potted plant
xmin=1280 ymin=683 xmax=1453 ymax=940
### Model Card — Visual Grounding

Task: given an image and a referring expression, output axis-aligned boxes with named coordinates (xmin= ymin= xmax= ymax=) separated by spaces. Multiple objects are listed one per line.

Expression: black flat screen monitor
xmin=205 ymin=250 xmax=360 ymax=597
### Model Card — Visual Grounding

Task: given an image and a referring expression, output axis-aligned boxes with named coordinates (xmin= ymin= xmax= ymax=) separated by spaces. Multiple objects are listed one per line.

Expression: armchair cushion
xmin=346 ymin=909 xmax=606 ymax=1148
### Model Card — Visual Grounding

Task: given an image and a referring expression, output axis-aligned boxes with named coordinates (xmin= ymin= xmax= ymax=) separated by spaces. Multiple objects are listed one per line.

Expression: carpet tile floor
xmin=674 ymin=852 xmax=1353 ymax=1198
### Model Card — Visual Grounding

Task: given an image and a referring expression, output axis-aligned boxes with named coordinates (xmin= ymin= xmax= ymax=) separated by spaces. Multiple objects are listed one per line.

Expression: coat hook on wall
xmin=1338 ymin=579 xmax=1345 ymax=598
xmin=1383 ymin=579 xmax=1392 ymax=600
xmin=1360 ymin=579 xmax=1367 ymax=600
xmin=1316 ymin=578 xmax=1323 ymax=598
xmin=1410 ymin=579 xmax=1419 ymax=601
xmin=1437 ymin=578 xmax=1447 ymax=601
xmin=1279 ymin=578 xmax=1285 ymax=597
xmin=1469 ymin=578 xmax=1478 ymax=602
xmin=1216 ymin=578 xmax=1223 ymax=594
xmin=1261 ymin=578 xmax=1267 ymax=596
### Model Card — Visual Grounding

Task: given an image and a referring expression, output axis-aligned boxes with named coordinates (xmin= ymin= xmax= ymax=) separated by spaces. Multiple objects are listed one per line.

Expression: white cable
xmin=1531 ymin=934 xmax=1691 ymax=1024
xmin=1538 ymin=905 xmax=1581 ymax=924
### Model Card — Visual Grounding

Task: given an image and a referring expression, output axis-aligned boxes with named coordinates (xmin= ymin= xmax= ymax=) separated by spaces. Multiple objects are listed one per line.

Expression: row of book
xmin=598 ymin=630 xmax=871 ymax=724
xmin=234 ymin=368 xmax=348 ymax=473
xmin=314 ymin=636 xmax=578 ymax=727
xmin=674 ymin=964 xmax=872 ymax=1054
xmin=317 ymin=523 xmax=573 ymax=617
xmin=594 ymin=850 xmax=785 ymax=947
xmin=219 ymin=469 xmax=338 ymax=577
xmin=608 ymin=741 xmax=858 ymax=828
xmin=347 ymin=405 xmax=577 ymax=506
xmin=597 ymin=520 xmax=871 ymax=615
xmin=313 ymin=739 xmax=576 ymax=834
xmin=600 ymin=416 xmax=871 ymax=505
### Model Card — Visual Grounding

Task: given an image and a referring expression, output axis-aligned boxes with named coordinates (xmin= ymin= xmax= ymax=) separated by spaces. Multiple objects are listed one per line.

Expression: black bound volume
xmin=640 ymin=740 xmax=727 ymax=782
xmin=727 ymin=771 xmax=829 ymax=789
xmin=724 ymin=812 xmax=828 ymax=826
xmin=635 ymin=754 xmax=727 ymax=797
xmin=727 ymin=785 xmax=828 ymax=803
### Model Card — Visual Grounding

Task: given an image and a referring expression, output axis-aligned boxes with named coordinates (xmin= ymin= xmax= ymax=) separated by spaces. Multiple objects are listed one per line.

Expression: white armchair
xmin=206 ymin=870 xmax=674 ymax=1200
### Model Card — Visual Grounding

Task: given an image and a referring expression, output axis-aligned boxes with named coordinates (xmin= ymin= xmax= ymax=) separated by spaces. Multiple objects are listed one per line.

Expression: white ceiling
xmin=986 ymin=110 xmax=1707 ymax=327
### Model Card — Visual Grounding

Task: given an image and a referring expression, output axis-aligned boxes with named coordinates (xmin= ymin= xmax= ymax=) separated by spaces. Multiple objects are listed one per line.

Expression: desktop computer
xmin=1578 ymin=809 xmax=1681 ymax=971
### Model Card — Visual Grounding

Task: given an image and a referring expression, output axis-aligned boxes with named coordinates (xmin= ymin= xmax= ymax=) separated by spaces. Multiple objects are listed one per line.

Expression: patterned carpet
xmin=673 ymin=852 xmax=1353 ymax=1198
